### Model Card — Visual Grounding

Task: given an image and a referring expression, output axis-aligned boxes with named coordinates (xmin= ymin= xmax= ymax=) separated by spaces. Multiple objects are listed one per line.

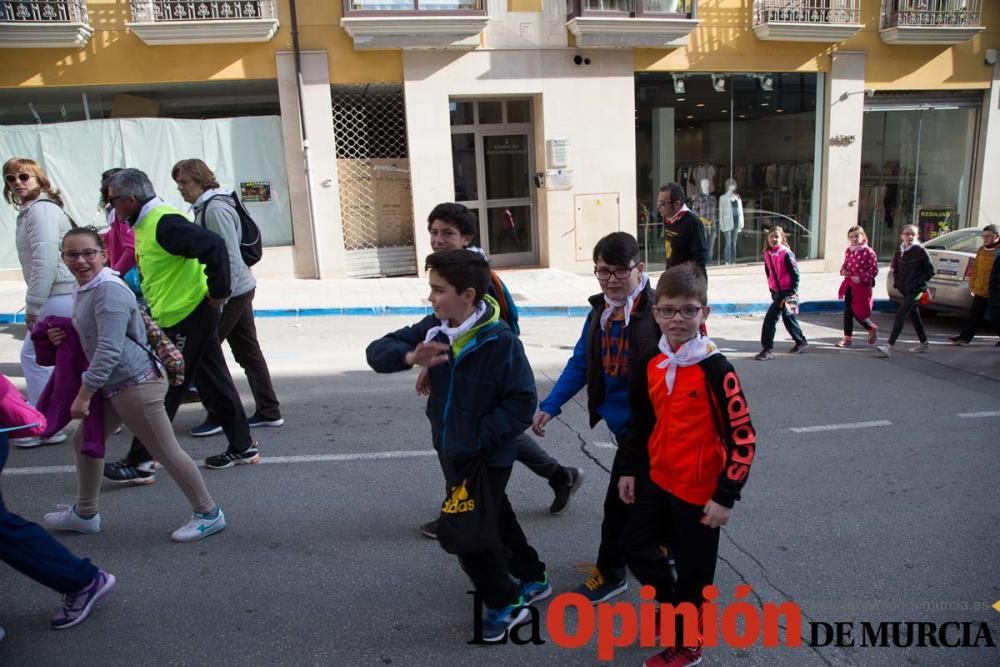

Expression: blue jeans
xmin=724 ymin=229 xmax=740 ymax=264
xmin=0 ymin=432 xmax=97 ymax=594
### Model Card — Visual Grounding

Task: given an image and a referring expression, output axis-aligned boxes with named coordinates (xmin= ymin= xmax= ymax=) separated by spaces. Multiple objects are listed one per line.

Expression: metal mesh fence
xmin=332 ymin=84 xmax=414 ymax=252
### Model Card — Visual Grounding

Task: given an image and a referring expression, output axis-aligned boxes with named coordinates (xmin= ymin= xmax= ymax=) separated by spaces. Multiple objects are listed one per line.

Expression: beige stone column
xmin=276 ymin=50 xmax=347 ymax=278
xmin=820 ymin=51 xmax=866 ymax=272
xmin=971 ymin=61 xmax=1000 ymax=229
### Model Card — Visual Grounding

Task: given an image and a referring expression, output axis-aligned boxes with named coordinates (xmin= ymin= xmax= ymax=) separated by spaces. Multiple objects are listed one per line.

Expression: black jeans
xmin=958 ymin=295 xmax=998 ymax=342
xmin=887 ymin=291 xmax=927 ymax=346
xmin=761 ymin=290 xmax=806 ymax=350
xmin=0 ymin=433 xmax=97 ymax=594
xmin=127 ymin=299 xmax=253 ymax=463
xmin=514 ymin=433 xmax=566 ymax=486
xmin=439 ymin=458 xmax=546 ymax=609
xmin=200 ymin=288 xmax=281 ymax=423
xmin=596 ymin=447 xmax=630 ymax=580
xmin=622 ymin=475 xmax=719 ymax=646
xmin=842 ymin=287 xmax=875 ymax=337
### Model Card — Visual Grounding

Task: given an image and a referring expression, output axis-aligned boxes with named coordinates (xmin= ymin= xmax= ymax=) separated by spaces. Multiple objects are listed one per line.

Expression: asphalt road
xmin=1 ymin=311 xmax=998 ymax=666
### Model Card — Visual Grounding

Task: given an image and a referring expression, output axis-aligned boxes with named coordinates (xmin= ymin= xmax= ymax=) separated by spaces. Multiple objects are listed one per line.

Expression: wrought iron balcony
xmin=752 ymin=1 xmax=863 ymax=42
xmin=565 ymin=0 xmax=700 ymax=49
xmin=339 ymin=0 xmax=489 ymax=50
xmin=879 ymin=0 xmax=984 ymax=44
xmin=0 ymin=0 xmax=93 ymax=47
xmin=127 ymin=0 xmax=279 ymax=44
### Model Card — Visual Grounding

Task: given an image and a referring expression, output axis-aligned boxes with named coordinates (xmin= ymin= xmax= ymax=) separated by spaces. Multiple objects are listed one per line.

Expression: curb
xmin=0 ymin=300 xmax=898 ymax=324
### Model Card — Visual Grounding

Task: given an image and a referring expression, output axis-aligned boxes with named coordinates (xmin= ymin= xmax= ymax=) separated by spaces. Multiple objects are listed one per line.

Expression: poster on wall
xmin=240 ymin=181 xmax=272 ymax=203
xmin=917 ymin=206 xmax=955 ymax=240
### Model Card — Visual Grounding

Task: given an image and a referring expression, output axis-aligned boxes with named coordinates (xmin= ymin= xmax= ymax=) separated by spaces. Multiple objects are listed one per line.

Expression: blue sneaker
xmin=520 ymin=573 xmax=552 ymax=605
xmin=481 ymin=596 xmax=529 ymax=642
xmin=191 ymin=421 xmax=223 ymax=438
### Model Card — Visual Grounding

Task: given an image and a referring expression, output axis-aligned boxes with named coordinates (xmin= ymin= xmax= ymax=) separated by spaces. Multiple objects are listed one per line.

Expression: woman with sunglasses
xmin=42 ymin=227 xmax=227 ymax=543
xmin=3 ymin=158 xmax=75 ymax=446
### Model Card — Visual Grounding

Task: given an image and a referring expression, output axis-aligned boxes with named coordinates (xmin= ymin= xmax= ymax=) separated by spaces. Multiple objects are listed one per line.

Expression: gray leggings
xmin=74 ymin=376 xmax=215 ymax=517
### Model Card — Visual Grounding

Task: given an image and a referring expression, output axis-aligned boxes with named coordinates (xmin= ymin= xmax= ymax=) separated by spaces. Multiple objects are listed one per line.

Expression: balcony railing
xmin=752 ymin=1 xmax=863 ymax=41
xmin=881 ymin=0 xmax=981 ymax=29
xmin=879 ymin=0 xmax=983 ymax=44
xmin=567 ymin=0 xmax=694 ymax=18
xmin=1 ymin=0 xmax=88 ymax=23
xmin=339 ymin=0 xmax=488 ymax=49
xmin=129 ymin=0 xmax=275 ymax=23
xmin=345 ymin=0 xmax=482 ymax=12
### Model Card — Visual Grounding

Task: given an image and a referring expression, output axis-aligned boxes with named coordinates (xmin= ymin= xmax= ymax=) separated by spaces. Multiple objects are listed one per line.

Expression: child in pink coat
xmin=836 ymin=225 xmax=879 ymax=347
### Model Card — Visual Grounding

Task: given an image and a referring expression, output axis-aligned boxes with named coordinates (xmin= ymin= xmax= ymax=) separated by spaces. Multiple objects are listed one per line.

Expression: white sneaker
xmin=44 ymin=505 xmax=101 ymax=534
xmin=910 ymin=342 xmax=930 ymax=353
xmin=171 ymin=508 xmax=226 ymax=542
xmin=875 ymin=344 xmax=891 ymax=358
xmin=10 ymin=432 xmax=67 ymax=448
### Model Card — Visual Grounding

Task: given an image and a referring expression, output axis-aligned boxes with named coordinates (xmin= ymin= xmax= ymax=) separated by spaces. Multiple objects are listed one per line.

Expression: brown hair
xmin=763 ymin=225 xmax=789 ymax=253
xmin=847 ymin=225 xmax=868 ymax=244
xmin=654 ymin=262 xmax=707 ymax=306
xmin=171 ymin=158 xmax=220 ymax=189
xmin=62 ymin=225 xmax=105 ymax=251
xmin=3 ymin=157 xmax=64 ymax=208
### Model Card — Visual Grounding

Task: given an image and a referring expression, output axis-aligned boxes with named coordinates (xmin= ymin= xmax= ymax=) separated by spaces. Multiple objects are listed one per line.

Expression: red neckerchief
xmin=666 ymin=207 xmax=687 ymax=225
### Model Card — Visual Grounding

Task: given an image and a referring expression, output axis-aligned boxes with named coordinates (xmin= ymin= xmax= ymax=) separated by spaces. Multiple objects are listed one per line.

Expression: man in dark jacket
xmin=103 ymin=169 xmax=256 ymax=479
xmin=657 ymin=182 xmax=708 ymax=273
xmin=366 ymin=249 xmax=548 ymax=643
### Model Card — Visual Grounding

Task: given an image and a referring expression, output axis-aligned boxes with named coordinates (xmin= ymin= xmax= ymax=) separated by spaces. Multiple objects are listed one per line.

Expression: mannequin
xmin=691 ymin=178 xmax=717 ymax=263
xmin=718 ymin=178 xmax=744 ymax=265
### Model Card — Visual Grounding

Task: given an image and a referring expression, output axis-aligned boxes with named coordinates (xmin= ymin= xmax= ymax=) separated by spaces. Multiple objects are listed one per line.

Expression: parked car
xmin=886 ymin=228 xmax=981 ymax=315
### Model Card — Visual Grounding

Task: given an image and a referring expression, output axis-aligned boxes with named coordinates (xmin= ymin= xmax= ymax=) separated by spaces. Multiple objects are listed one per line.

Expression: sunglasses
xmin=4 ymin=173 xmax=33 ymax=184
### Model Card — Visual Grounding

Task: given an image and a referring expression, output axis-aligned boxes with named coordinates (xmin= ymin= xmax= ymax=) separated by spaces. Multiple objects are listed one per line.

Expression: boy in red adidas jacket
xmin=618 ymin=262 xmax=757 ymax=667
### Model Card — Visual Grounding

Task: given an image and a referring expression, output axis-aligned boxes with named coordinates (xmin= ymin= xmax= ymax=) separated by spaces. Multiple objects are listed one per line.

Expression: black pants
xmin=127 ymin=299 xmax=252 ymax=463
xmin=957 ymin=295 xmax=999 ymax=342
xmin=596 ymin=447 xmax=629 ymax=580
xmin=760 ymin=290 xmax=806 ymax=350
xmin=514 ymin=432 xmax=566 ymax=486
xmin=887 ymin=291 xmax=927 ymax=346
xmin=842 ymin=287 xmax=876 ymax=337
xmin=200 ymin=289 xmax=281 ymax=423
xmin=622 ymin=476 xmax=719 ymax=646
xmin=439 ymin=458 xmax=546 ymax=609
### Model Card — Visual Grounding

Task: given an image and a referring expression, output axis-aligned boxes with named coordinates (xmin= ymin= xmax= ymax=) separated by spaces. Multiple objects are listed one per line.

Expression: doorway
xmin=450 ymin=99 xmax=538 ymax=267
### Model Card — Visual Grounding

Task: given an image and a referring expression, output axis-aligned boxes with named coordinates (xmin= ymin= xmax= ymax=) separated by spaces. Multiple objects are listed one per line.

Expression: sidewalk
xmin=0 ymin=259 xmax=893 ymax=321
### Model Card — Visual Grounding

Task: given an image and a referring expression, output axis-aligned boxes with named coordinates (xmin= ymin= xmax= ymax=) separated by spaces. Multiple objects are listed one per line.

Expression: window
xmin=346 ymin=0 xmax=483 ymax=12
xmin=567 ymin=0 xmax=694 ymax=18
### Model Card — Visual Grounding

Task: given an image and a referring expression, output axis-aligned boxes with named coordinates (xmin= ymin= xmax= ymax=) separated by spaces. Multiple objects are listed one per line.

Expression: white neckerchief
xmin=424 ymin=300 xmax=488 ymax=345
xmin=74 ymin=267 xmax=119 ymax=295
xmin=900 ymin=239 xmax=921 ymax=254
xmin=600 ymin=273 xmax=649 ymax=331
xmin=656 ymin=333 xmax=720 ymax=395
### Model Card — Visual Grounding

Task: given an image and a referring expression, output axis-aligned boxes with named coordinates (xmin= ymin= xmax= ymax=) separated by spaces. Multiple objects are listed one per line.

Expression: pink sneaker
xmin=51 ymin=570 xmax=116 ymax=629
xmin=867 ymin=326 xmax=878 ymax=345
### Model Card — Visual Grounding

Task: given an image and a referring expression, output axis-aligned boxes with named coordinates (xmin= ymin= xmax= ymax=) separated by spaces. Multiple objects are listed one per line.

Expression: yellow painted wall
xmin=0 ymin=0 xmax=403 ymax=89
xmin=636 ymin=0 xmax=999 ymax=89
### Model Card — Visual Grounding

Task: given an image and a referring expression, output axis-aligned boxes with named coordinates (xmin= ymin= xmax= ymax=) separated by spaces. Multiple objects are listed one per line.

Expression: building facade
xmin=1 ymin=0 xmax=997 ymax=278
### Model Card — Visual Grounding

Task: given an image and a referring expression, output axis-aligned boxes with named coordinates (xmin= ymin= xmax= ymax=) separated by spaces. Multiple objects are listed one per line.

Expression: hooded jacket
xmin=193 ymin=189 xmax=256 ymax=299
xmin=366 ymin=296 xmax=536 ymax=467
xmin=15 ymin=195 xmax=75 ymax=316
xmin=890 ymin=243 xmax=934 ymax=295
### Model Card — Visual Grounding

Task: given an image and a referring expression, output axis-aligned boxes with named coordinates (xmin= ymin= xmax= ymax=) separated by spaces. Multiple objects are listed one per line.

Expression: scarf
xmin=900 ymin=239 xmax=922 ymax=254
xmin=666 ymin=204 xmax=691 ymax=225
xmin=73 ymin=267 xmax=119 ymax=295
xmin=600 ymin=273 xmax=649 ymax=331
xmin=847 ymin=242 xmax=868 ymax=253
xmin=424 ymin=299 xmax=489 ymax=345
xmin=656 ymin=333 xmax=720 ymax=395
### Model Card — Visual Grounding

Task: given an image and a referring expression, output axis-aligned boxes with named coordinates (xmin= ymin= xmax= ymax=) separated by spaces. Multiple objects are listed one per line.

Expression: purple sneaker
xmin=51 ymin=570 xmax=116 ymax=630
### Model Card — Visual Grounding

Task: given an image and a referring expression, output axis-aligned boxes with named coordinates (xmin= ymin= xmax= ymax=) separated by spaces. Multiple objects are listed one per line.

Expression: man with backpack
xmin=172 ymin=159 xmax=283 ymax=437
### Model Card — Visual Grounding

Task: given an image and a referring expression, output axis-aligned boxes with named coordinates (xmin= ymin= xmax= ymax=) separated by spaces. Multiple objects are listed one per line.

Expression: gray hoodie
xmin=192 ymin=188 xmax=256 ymax=299
xmin=15 ymin=194 xmax=75 ymax=316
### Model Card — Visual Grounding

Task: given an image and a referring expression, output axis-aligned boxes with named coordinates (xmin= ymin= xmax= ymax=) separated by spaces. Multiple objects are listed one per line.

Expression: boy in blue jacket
xmin=366 ymin=249 xmax=549 ymax=642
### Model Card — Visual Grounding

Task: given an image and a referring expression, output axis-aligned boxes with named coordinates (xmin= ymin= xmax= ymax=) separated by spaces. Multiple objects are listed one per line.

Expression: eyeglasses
xmin=652 ymin=305 xmax=703 ymax=320
xmin=4 ymin=173 xmax=32 ymax=184
xmin=61 ymin=249 xmax=102 ymax=261
xmin=594 ymin=264 xmax=637 ymax=281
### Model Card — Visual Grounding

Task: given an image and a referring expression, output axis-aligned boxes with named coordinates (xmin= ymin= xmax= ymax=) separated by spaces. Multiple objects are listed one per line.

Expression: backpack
xmin=204 ymin=192 xmax=262 ymax=267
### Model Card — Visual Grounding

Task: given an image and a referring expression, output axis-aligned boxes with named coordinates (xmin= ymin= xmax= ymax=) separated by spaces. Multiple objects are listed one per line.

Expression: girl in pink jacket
xmin=757 ymin=226 xmax=808 ymax=360
xmin=836 ymin=225 xmax=879 ymax=348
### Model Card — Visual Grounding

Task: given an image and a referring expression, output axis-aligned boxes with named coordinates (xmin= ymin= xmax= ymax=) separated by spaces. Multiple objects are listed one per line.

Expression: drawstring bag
xmin=437 ymin=457 xmax=500 ymax=555
xmin=126 ymin=311 xmax=185 ymax=387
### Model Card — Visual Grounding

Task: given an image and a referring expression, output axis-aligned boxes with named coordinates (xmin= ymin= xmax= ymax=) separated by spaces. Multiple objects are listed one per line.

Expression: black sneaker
xmin=419 ymin=519 xmax=438 ymax=540
xmin=789 ymin=341 xmax=809 ymax=354
xmin=190 ymin=421 xmax=223 ymax=438
xmin=103 ymin=459 xmax=156 ymax=485
xmin=248 ymin=414 xmax=285 ymax=428
xmin=205 ymin=444 xmax=260 ymax=470
xmin=754 ymin=349 xmax=773 ymax=360
xmin=550 ymin=467 xmax=585 ymax=515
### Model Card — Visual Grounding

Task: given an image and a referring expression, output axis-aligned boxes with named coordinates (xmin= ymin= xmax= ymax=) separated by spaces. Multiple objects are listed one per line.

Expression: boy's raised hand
xmin=700 ymin=500 xmax=730 ymax=528
xmin=531 ymin=411 xmax=553 ymax=436
xmin=405 ymin=341 xmax=450 ymax=369
xmin=618 ymin=476 xmax=636 ymax=505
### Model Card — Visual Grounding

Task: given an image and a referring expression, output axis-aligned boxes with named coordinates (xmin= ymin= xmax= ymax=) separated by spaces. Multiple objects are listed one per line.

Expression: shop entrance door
xmin=450 ymin=99 xmax=538 ymax=267
xmin=858 ymin=94 xmax=981 ymax=260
